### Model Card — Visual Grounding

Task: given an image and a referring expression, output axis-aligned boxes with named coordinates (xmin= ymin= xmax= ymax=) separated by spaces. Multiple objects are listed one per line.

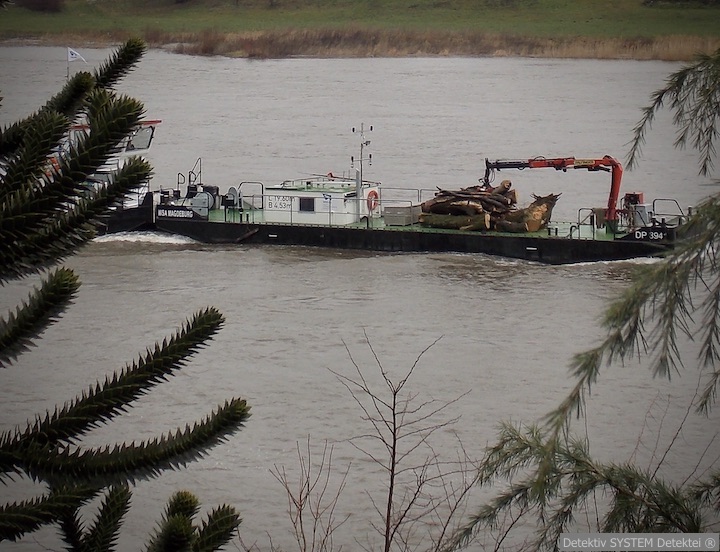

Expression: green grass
xmin=1 ymin=0 xmax=718 ymax=59
xmin=3 ymin=0 xmax=719 ymax=37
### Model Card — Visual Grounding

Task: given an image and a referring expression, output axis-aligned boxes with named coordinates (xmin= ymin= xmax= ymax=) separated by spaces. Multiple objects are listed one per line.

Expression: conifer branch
xmin=456 ymin=46 xmax=720 ymax=552
xmin=450 ymin=424 xmax=709 ymax=550
xmin=166 ymin=490 xmax=201 ymax=521
xmin=44 ymin=88 xmax=145 ymax=207
xmin=144 ymin=490 xmax=204 ymax=552
xmin=1 ymin=38 xmax=246 ymax=552
xmin=42 ymin=71 xmax=97 ymax=121
xmin=58 ymin=508 xmax=85 ymax=551
xmin=0 ymin=486 xmax=98 ymax=542
xmin=146 ymin=515 xmax=195 ymax=552
xmin=84 ymin=156 xmax=153 ymax=219
xmin=193 ymin=505 xmax=242 ymax=552
xmin=690 ymin=471 xmax=720 ymax=509
xmin=627 ymin=47 xmax=720 ymax=176
xmin=1 ymin=308 xmax=225 ymax=453
xmin=1 ymin=38 xmax=146 ymax=159
xmin=22 ymin=398 xmax=250 ymax=487
xmin=94 ymin=37 xmax=147 ymax=90
xmin=544 ymin=193 xmax=720 ymax=431
xmin=0 ymin=91 xmax=147 ymax=281
xmin=0 ymin=267 xmax=80 ymax=367
xmin=0 ymin=72 xmax=95 ymax=159
xmin=0 ymin=109 xmax=69 ymax=199
xmin=80 ymin=484 xmax=132 ymax=552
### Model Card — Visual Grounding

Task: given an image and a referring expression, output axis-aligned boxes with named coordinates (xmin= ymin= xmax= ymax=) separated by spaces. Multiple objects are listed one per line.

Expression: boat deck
xmin=152 ymin=159 xmax=684 ymax=264
xmin=209 ymin=206 xmax=619 ymax=242
xmin=156 ymin=201 xmax=677 ymax=264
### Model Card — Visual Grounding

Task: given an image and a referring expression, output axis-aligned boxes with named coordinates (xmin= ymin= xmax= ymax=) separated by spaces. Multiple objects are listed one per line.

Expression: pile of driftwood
xmin=419 ymin=180 xmax=561 ymax=233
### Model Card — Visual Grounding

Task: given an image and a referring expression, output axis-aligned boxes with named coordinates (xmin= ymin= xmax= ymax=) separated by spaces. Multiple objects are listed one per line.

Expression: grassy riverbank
xmin=1 ymin=0 xmax=719 ymax=60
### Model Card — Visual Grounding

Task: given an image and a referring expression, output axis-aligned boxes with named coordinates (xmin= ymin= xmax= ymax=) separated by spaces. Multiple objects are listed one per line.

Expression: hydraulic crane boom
xmin=482 ymin=155 xmax=624 ymax=224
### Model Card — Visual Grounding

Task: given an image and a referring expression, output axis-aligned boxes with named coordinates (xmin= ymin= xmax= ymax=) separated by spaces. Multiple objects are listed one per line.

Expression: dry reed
xmin=161 ymin=28 xmax=719 ymax=61
xmin=9 ymin=27 xmax=717 ymax=61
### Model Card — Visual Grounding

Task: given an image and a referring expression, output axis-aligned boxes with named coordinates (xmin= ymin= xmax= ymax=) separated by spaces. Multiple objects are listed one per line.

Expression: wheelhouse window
xmin=299 ymin=197 xmax=315 ymax=212
xmin=126 ymin=126 xmax=155 ymax=151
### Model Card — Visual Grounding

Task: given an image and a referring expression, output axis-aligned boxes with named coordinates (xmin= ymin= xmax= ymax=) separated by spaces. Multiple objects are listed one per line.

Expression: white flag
xmin=67 ymin=47 xmax=87 ymax=63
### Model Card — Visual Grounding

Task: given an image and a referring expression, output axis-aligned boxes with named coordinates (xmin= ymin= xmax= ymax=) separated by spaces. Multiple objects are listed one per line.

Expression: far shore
xmin=3 ymin=29 xmax=719 ymax=62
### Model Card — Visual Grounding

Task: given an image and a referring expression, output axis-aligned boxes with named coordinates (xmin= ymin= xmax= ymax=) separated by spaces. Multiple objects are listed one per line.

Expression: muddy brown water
xmin=0 ymin=47 xmax=717 ymax=550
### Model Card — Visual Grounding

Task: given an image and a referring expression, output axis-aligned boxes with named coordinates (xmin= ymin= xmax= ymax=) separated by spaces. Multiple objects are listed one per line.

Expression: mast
xmin=351 ymin=123 xmax=372 ymax=219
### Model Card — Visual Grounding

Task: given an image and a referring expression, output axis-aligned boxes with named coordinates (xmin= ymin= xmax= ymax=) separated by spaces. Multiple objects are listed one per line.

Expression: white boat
xmin=53 ymin=118 xmax=162 ymax=233
xmin=157 ymin=159 xmax=382 ymax=228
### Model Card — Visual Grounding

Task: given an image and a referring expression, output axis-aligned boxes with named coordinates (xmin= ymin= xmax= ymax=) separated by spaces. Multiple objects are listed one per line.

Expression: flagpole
xmin=66 ymin=47 xmax=87 ymax=81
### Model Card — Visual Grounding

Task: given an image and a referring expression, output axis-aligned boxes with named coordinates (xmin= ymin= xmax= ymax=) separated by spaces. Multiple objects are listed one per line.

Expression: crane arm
xmin=482 ymin=156 xmax=623 ymax=222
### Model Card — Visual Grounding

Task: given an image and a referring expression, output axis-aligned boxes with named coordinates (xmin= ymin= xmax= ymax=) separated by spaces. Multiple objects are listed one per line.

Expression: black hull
xmin=96 ymin=192 xmax=155 ymax=235
xmin=155 ymin=218 xmax=672 ymax=264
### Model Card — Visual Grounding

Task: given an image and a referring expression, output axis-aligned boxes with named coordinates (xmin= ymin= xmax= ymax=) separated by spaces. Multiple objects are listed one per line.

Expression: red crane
xmin=482 ymin=155 xmax=624 ymax=226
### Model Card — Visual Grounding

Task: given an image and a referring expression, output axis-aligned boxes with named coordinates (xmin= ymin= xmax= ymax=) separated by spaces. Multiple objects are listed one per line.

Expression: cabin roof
xmin=266 ymin=175 xmax=379 ymax=195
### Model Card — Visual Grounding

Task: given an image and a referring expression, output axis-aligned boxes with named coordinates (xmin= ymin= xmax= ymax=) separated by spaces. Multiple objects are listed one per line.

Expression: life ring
xmin=45 ymin=156 xmax=61 ymax=177
xmin=367 ymin=190 xmax=379 ymax=211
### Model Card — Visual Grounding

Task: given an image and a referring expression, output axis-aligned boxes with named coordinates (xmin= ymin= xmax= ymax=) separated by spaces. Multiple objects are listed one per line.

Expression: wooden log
xmin=424 ymin=198 xmax=489 ymax=216
xmin=500 ymin=193 xmax=561 ymax=231
xmin=419 ymin=212 xmax=491 ymax=231
xmin=460 ymin=220 xmax=491 ymax=231
xmin=487 ymin=193 xmax=514 ymax=206
xmin=495 ymin=220 xmax=529 ymax=233
xmin=423 ymin=201 xmax=470 ymax=216
xmin=422 ymin=182 xmax=522 ymax=220
xmin=431 ymin=190 xmax=483 ymax=201
xmin=421 ymin=188 xmax=559 ymax=234
xmin=504 ymin=189 xmax=518 ymax=205
xmin=449 ymin=199 xmax=486 ymax=215
xmin=488 ymin=179 xmax=512 ymax=196
xmin=478 ymin=196 xmax=512 ymax=212
xmin=421 ymin=197 xmax=443 ymax=212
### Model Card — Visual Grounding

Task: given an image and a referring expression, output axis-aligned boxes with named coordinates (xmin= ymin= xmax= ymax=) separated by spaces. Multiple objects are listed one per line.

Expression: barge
xmin=151 ymin=152 xmax=688 ymax=265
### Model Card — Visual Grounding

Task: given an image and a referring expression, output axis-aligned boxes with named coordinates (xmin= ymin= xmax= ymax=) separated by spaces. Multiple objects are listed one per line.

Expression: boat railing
xmin=226 ymin=193 xmax=374 ymax=227
xmin=238 ymin=181 xmax=264 ymax=210
xmin=652 ymin=198 xmax=688 ymax=227
xmin=571 ymin=208 xmax=612 ymax=239
xmin=566 ymin=198 xmax=689 ymax=240
xmin=381 ymin=187 xmax=437 ymax=205
xmin=188 ymin=158 xmax=202 ymax=187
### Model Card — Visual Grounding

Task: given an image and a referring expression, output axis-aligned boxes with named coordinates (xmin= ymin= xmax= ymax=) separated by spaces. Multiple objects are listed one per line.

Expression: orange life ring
xmin=367 ymin=190 xmax=379 ymax=211
xmin=45 ymin=156 xmax=61 ymax=177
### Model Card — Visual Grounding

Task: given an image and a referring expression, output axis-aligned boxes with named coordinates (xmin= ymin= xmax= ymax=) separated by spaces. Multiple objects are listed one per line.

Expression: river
xmin=0 ymin=47 xmax=718 ymax=551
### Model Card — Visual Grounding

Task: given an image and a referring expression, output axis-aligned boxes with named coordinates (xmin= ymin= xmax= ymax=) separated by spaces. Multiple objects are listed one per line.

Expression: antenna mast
xmin=351 ymin=123 xmax=373 ymax=184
